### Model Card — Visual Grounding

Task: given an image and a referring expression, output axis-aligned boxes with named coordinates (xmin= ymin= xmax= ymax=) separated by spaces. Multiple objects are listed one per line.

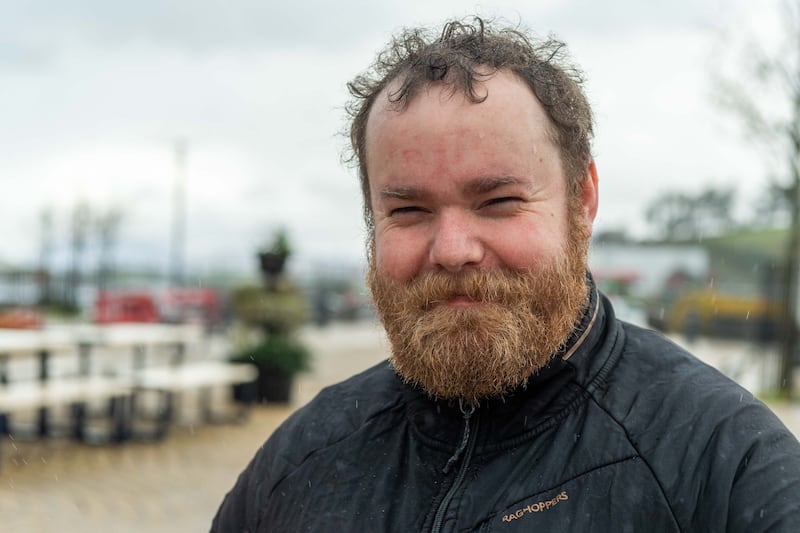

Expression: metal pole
xmin=170 ymin=140 xmax=188 ymax=288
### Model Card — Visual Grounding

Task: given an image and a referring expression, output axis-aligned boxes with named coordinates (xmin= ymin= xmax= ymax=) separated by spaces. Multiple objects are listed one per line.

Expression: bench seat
xmin=0 ymin=376 xmax=133 ymax=412
xmin=132 ymin=361 xmax=258 ymax=429
xmin=134 ymin=361 xmax=257 ymax=391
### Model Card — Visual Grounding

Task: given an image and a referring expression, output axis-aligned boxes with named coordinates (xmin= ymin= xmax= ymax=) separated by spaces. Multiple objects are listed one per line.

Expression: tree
xmin=645 ymin=186 xmax=737 ymax=241
xmin=716 ymin=0 xmax=800 ymax=397
xmin=694 ymin=187 xmax=738 ymax=236
xmin=645 ymin=191 xmax=694 ymax=241
xmin=751 ymin=181 xmax=792 ymax=228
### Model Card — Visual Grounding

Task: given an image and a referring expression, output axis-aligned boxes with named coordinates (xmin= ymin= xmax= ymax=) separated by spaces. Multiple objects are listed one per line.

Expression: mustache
xmin=392 ymin=269 xmax=535 ymax=310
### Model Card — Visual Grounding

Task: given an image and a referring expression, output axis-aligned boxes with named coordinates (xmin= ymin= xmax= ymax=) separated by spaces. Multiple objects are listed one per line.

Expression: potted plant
xmin=258 ymin=228 xmax=292 ymax=282
xmin=230 ymin=285 xmax=308 ymax=334
xmin=231 ymin=333 xmax=311 ymax=403
xmin=230 ymin=227 xmax=312 ymax=403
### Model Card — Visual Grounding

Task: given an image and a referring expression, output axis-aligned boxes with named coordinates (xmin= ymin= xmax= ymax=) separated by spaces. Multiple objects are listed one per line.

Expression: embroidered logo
xmin=501 ymin=490 xmax=569 ymax=523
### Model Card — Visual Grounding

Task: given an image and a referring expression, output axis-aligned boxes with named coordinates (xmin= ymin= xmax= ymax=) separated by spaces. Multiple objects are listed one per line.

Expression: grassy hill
xmin=703 ymin=228 xmax=787 ymax=293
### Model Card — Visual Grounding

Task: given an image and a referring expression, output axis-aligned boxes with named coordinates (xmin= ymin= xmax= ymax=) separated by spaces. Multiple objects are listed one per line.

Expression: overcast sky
xmin=0 ymin=0 xmax=784 ymax=279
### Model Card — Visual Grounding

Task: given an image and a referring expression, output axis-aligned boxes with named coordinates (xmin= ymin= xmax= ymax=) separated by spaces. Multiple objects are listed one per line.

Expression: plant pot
xmin=259 ymin=252 xmax=287 ymax=277
xmin=256 ymin=365 xmax=293 ymax=403
xmin=233 ymin=364 xmax=293 ymax=404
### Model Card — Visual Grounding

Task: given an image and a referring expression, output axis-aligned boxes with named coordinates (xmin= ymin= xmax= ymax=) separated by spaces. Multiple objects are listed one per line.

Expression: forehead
xmin=368 ymin=70 xmax=554 ymax=141
xmin=364 ymin=70 xmax=558 ymax=178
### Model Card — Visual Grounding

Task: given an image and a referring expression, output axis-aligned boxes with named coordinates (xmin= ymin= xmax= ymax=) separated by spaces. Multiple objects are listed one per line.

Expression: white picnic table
xmin=0 ymin=323 xmax=256 ymax=448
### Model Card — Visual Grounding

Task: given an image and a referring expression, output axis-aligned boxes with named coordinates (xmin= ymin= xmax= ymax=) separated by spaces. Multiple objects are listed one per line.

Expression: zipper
xmin=431 ymin=401 xmax=478 ymax=533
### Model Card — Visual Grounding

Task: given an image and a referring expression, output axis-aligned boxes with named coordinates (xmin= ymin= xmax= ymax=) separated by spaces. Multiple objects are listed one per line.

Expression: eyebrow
xmin=378 ymin=176 xmax=527 ymax=201
xmin=379 ymin=186 xmax=426 ymax=201
xmin=464 ymin=176 xmax=524 ymax=195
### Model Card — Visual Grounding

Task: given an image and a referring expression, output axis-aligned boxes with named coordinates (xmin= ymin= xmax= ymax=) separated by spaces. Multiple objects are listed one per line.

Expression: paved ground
xmin=0 ymin=321 xmax=798 ymax=532
xmin=0 ymin=321 xmax=390 ymax=533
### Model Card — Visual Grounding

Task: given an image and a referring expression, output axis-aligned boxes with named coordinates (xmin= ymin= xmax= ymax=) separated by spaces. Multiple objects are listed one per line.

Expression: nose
xmin=428 ymin=210 xmax=484 ymax=272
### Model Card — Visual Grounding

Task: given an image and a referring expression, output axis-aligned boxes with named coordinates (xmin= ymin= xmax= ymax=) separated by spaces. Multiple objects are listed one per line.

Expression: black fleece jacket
xmin=212 ymin=289 xmax=800 ymax=532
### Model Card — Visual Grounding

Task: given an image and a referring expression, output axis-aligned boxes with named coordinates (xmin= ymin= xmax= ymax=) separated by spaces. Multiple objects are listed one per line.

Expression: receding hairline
xmin=345 ymin=18 xmax=595 ymax=236
xmin=364 ymin=68 xmax=561 ymax=166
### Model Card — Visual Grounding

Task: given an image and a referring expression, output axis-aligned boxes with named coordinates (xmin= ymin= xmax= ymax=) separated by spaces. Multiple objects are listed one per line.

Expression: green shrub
xmin=231 ymin=334 xmax=311 ymax=376
xmin=231 ymin=285 xmax=308 ymax=331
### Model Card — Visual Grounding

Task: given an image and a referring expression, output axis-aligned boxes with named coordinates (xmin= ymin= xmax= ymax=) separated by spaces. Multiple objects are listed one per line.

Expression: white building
xmin=589 ymin=242 xmax=710 ymax=298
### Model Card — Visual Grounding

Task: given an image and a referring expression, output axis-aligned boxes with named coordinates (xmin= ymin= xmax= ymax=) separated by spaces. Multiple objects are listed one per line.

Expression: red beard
xmin=368 ymin=221 xmax=589 ymax=405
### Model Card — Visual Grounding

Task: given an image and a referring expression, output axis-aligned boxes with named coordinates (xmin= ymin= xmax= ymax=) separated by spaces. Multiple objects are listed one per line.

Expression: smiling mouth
xmin=423 ymin=293 xmax=490 ymax=310
xmin=444 ymin=294 xmax=483 ymax=307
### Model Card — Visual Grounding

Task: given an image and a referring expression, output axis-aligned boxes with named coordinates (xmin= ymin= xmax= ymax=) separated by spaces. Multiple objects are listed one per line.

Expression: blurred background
xmin=3 ymin=0 xmax=799 ymax=386
xmin=1 ymin=0 xmax=800 ymax=529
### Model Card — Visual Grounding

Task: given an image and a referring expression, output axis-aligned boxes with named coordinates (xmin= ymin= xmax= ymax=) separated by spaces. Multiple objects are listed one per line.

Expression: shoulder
xmin=253 ymin=360 xmax=405 ymax=474
xmin=614 ymin=322 xmax=737 ymax=395
xmin=606 ymin=322 xmax=777 ymax=432
xmin=211 ymin=360 xmax=406 ymax=531
xmin=600 ymin=322 xmax=800 ymax=528
xmin=281 ymin=360 xmax=403 ymax=449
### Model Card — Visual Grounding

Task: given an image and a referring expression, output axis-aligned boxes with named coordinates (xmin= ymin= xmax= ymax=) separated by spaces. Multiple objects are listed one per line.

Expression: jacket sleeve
xmin=209 ymin=400 xmax=322 ymax=532
xmin=627 ymin=353 xmax=800 ymax=532
xmin=723 ymin=405 xmax=800 ymax=532
xmin=210 ymin=451 xmax=262 ymax=533
xmin=672 ymin=394 xmax=800 ymax=532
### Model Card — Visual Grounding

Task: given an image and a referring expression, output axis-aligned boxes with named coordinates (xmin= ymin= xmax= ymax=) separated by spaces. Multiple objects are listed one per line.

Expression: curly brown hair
xmin=345 ymin=17 xmax=594 ymax=232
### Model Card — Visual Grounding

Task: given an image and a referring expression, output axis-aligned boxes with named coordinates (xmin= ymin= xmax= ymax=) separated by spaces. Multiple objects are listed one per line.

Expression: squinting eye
xmin=483 ymin=197 xmax=520 ymax=207
xmin=390 ymin=206 xmax=425 ymax=216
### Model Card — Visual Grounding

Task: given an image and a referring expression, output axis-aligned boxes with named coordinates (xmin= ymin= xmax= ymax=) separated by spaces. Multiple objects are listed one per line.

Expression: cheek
xmin=488 ymin=219 xmax=568 ymax=269
xmin=375 ymin=231 xmax=428 ymax=281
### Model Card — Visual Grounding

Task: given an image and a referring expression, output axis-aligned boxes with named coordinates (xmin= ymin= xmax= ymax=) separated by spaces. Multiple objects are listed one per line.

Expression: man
xmin=212 ymin=18 xmax=800 ymax=532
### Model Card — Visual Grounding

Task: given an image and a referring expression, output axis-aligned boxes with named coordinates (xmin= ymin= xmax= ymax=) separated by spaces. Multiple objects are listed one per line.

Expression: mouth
xmin=441 ymin=294 xmax=484 ymax=308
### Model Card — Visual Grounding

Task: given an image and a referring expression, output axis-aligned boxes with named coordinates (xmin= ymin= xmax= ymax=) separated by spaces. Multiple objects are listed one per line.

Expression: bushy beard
xmin=368 ymin=217 xmax=590 ymax=405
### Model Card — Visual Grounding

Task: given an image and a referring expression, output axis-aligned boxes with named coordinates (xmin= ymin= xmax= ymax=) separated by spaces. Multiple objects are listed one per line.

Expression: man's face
xmin=364 ymin=70 xmax=598 ymax=404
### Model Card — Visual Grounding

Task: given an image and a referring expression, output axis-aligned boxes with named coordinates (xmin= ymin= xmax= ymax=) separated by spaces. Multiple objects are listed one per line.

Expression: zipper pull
xmin=443 ymin=400 xmax=476 ymax=474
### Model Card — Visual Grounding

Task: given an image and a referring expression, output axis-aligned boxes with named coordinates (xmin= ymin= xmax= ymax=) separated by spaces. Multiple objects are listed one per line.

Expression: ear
xmin=579 ymin=158 xmax=599 ymax=232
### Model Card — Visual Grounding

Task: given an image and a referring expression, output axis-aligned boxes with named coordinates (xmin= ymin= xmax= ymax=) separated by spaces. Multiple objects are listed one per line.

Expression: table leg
xmin=37 ymin=349 xmax=49 ymax=437
xmin=0 ymin=354 xmax=7 ymax=435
